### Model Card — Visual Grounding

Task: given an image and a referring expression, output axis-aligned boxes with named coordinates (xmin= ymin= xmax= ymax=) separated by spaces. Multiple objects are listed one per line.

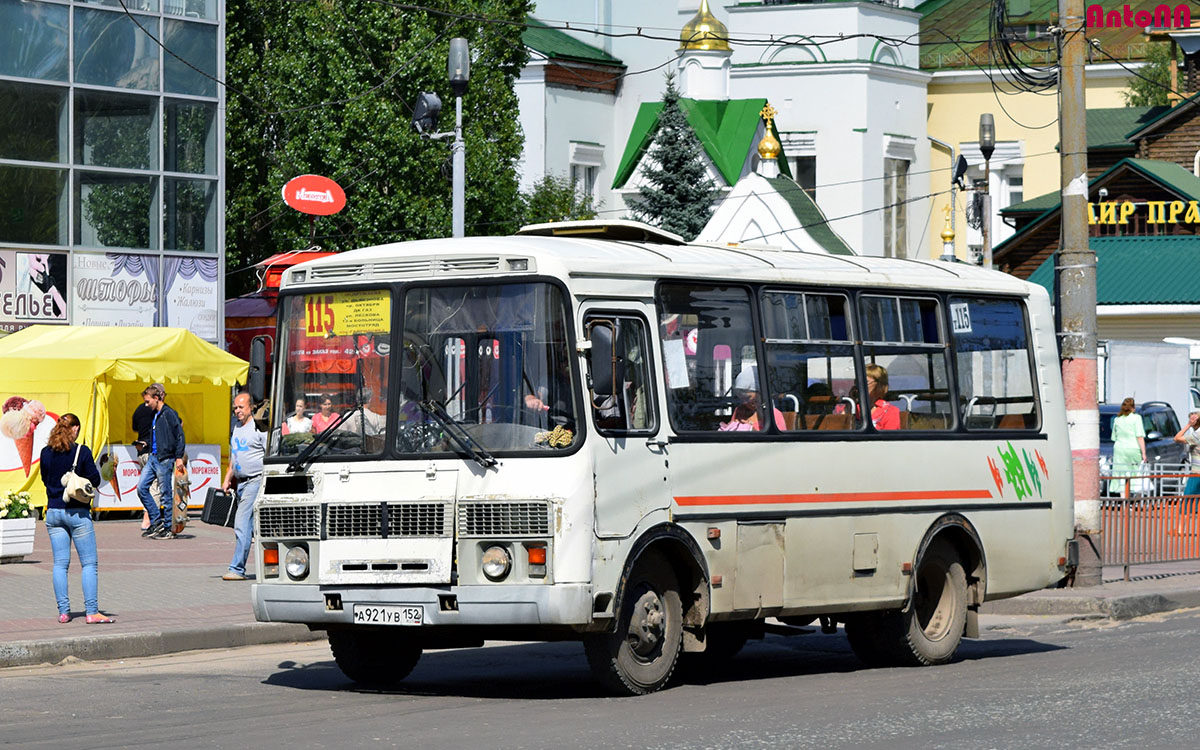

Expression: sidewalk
xmin=3 ymin=518 xmax=1200 ymax=669
xmin=0 ymin=516 xmax=322 ymax=669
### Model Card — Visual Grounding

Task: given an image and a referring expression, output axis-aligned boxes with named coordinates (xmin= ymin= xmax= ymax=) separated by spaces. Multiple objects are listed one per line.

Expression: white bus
xmin=249 ymin=221 xmax=1075 ymax=695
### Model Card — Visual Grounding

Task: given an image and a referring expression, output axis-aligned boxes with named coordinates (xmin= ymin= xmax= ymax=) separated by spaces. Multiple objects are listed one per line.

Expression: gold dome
xmin=757 ymin=103 xmax=781 ymax=160
xmin=680 ymin=0 xmax=731 ymax=52
xmin=940 ymin=205 xmax=955 ymax=243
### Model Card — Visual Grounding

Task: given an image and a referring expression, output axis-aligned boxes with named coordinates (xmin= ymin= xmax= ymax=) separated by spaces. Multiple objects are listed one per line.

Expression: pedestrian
xmin=136 ymin=383 xmax=186 ymax=539
xmin=282 ymin=397 xmax=312 ymax=435
xmin=1173 ymin=411 xmax=1200 ymax=496
xmin=38 ymin=413 xmax=113 ymax=624
xmin=131 ymin=390 xmax=160 ymax=530
xmin=222 ymin=392 xmax=265 ymax=581
xmin=1109 ymin=397 xmax=1147 ymax=496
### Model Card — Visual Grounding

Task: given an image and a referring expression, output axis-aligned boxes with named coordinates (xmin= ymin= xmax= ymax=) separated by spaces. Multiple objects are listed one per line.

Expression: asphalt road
xmin=3 ymin=611 xmax=1199 ymax=749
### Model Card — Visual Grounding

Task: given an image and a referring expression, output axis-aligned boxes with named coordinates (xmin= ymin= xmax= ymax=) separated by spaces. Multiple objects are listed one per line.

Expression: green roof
xmin=613 ymin=98 xmax=792 ymax=188
xmin=919 ymin=0 xmax=1162 ymax=71
xmin=1088 ymin=105 xmax=1168 ymax=149
xmin=1003 ymin=189 xmax=1059 ymax=215
xmin=765 ymin=176 xmax=853 ymax=256
xmin=521 ymin=17 xmax=623 ymax=66
xmin=1026 ymin=235 xmax=1200 ymax=305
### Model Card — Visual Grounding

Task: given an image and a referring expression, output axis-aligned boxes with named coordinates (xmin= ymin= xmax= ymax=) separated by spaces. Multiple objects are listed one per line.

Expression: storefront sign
xmin=1088 ymin=200 xmax=1200 ymax=225
xmin=162 ymin=256 xmax=219 ymax=341
xmin=71 ymin=252 xmax=158 ymax=328
xmin=282 ymin=174 xmax=347 ymax=216
xmin=0 ymin=250 xmax=68 ymax=335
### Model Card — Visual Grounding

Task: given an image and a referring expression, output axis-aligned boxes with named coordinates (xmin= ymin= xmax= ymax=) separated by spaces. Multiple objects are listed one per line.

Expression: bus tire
xmin=328 ymin=629 xmax=422 ymax=686
xmin=583 ymin=551 xmax=683 ymax=695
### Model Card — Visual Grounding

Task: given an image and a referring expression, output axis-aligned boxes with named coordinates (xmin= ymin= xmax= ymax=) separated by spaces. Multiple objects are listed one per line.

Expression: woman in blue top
xmin=38 ymin=413 xmax=113 ymax=624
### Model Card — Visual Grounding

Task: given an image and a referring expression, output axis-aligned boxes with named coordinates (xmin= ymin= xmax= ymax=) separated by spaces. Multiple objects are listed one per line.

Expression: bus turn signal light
xmin=527 ymin=546 xmax=547 ymax=565
xmin=264 ymin=548 xmax=279 ymax=565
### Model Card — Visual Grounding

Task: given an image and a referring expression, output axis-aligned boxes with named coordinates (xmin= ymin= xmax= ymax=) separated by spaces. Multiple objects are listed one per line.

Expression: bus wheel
xmin=584 ymin=552 xmax=683 ymax=695
xmin=328 ymin=629 xmax=422 ymax=687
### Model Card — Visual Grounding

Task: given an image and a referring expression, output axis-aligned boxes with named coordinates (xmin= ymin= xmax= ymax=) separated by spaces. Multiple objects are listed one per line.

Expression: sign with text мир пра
xmin=1089 ymin=200 xmax=1200 ymax=225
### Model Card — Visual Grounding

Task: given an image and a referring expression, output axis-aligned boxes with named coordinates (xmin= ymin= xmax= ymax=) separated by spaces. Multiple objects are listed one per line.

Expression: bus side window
xmin=950 ymin=297 xmax=1040 ymax=431
xmin=586 ymin=315 xmax=656 ymax=434
xmin=860 ymin=295 xmax=953 ymax=431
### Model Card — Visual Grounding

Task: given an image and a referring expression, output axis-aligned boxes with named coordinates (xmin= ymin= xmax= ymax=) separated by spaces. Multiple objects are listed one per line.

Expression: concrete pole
xmin=980 ymin=189 xmax=992 ymax=269
xmin=452 ymin=95 xmax=465 ymax=238
xmin=1058 ymin=0 xmax=1100 ymax=586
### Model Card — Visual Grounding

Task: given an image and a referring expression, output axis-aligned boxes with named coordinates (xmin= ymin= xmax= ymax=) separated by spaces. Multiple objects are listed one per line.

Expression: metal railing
xmin=1100 ymin=465 xmax=1200 ymax=580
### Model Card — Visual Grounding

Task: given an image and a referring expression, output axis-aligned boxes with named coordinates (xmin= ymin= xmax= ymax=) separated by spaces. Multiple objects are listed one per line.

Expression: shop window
xmin=164 ymin=19 xmax=217 ymax=97
xmin=165 ymin=0 xmax=218 ymax=21
xmin=0 ymin=165 xmax=68 ymax=246
xmin=0 ymin=81 xmax=67 ymax=163
xmin=165 ymin=101 xmax=217 ymax=175
xmin=76 ymin=172 xmax=158 ymax=250
xmin=0 ymin=0 xmax=68 ymax=82
xmin=75 ymin=90 xmax=158 ymax=170
xmin=165 ymin=178 xmax=216 ymax=253
xmin=74 ymin=8 xmax=160 ymax=91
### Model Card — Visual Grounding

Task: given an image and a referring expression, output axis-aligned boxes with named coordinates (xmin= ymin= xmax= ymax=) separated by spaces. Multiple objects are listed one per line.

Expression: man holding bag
xmin=136 ymin=383 xmax=186 ymax=540
xmin=222 ymin=392 xmax=265 ymax=581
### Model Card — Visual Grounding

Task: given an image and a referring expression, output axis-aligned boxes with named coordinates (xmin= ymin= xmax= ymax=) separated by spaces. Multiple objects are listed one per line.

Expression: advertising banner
xmin=71 ymin=252 xmax=158 ymax=328
xmin=95 ymin=443 xmax=221 ymax=511
xmin=161 ymin=256 xmax=219 ymax=342
xmin=0 ymin=250 xmax=69 ymax=336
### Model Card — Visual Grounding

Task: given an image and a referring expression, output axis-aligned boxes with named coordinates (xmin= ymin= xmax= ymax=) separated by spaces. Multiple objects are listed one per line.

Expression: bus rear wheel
xmin=584 ymin=552 xmax=683 ymax=695
xmin=846 ymin=545 xmax=968 ymax=667
xmin=328 ymin=629 xmax=422 ymax=687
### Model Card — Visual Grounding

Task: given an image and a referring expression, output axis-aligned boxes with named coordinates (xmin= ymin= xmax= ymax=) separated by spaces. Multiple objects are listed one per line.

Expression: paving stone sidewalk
xmin=3 ymin=518 xmax=1199 ymax=669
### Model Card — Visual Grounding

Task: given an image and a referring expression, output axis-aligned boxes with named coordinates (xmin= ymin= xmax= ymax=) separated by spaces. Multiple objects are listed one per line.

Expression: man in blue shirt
xmin=222 ymin=392 xmax=266 ymax=581
xmin=136 ymin=383 xmax=186 ymax=540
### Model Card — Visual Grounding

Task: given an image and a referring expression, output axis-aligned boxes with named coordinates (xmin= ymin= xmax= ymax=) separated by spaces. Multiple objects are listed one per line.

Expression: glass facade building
xmin=0 ymin=0 xmax=223 ymax=341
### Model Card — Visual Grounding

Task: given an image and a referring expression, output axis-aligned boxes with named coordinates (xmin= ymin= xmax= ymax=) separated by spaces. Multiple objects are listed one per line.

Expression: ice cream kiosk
xmin=0 ymin=326 xmax=248 ymax=511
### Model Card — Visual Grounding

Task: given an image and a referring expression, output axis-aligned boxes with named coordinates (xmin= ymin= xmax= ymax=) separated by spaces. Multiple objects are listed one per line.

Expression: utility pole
xmin=1057 ymin=0 xmax=1100 ymax=586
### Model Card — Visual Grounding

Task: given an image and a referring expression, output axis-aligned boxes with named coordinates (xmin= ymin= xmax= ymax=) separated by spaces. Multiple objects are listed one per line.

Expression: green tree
xmin=520 ymin=173 xmax=597 ymax=225
xmin=1123 ymin=42 xmax=1182 ymax=107
xmin=630 ymin=72 xmax=718 ymax=241
xmin=225 ymin=0 xmax=531 ymax=296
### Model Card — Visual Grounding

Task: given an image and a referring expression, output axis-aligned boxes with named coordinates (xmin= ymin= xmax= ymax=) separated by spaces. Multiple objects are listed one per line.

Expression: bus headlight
xmin=481 ymin=545 xmax=511 ymax=581
xmin=285 ymin=545 xmax=310 ymax=580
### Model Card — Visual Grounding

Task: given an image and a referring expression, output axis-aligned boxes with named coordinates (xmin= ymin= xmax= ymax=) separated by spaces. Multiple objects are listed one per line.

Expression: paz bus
xmin=248 ymin=220 xmax=1075 ymax=695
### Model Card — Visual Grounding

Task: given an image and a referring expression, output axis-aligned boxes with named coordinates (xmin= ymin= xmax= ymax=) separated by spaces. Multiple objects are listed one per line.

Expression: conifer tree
xmin=631 ymin=73 xmax=718 ymax=240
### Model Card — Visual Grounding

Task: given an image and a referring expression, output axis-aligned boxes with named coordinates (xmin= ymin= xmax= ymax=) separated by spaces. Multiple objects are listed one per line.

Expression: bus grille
xmin=326 ymin=502 xmax=450 ymax=538
xmin=259 ymin=505 xmax=321 ymax=539
xmin=458 ymin=501 xmax=550 ymax=537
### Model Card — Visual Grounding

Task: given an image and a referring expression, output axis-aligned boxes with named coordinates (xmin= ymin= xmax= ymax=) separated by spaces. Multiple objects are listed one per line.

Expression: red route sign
xmin=282 ymin=174 xmax=347 ymax=216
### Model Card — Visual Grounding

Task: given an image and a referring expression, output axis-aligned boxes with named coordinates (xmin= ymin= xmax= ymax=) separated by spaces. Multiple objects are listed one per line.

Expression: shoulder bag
xmin=61 ymin=444 xmax=96 ymax=505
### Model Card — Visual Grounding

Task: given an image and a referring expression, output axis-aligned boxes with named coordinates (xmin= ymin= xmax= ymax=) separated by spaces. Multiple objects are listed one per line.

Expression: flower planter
xmin=0 ymin=517 xmax=36 ymax=563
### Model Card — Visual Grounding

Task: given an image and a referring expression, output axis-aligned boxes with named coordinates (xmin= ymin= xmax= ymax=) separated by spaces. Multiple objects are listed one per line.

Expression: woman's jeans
xmin=45 ymin=508 xmax=99 ymax=615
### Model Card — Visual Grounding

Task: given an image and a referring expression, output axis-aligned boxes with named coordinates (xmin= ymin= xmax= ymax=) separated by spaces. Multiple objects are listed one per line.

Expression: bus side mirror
xmin=249 ymin=336 xmax=267 ymax=404
xmin=587 ymin=321 xmax=617 ymax=402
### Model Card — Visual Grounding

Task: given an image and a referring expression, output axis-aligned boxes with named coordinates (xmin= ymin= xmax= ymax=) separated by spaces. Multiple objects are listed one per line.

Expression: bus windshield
xmin=396 ymin=281 xmax=580 ymax=455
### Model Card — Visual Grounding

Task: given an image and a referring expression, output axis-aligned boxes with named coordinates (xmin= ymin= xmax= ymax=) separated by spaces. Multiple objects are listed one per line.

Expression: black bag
xmin=201 ymin=487 xmax=237 ymax=527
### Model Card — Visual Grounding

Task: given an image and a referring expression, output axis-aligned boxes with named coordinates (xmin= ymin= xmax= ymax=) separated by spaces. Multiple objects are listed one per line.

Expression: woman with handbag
xmin=38 ymin=413 xmax=113 ymax=624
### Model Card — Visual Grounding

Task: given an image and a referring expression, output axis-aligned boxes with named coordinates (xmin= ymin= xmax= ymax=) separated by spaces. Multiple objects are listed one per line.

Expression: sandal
xmin=58 ymin=614 xmax=71 ymax=624
xmin=85 ymin=613 xmax=115 ymax=624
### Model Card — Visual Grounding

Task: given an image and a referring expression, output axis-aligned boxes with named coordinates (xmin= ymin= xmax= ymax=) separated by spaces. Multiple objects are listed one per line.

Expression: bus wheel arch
xmin=612 ymin=525 xmax=710 ymax=648
xmin=912 ymin=513 xmax=987 ymax=620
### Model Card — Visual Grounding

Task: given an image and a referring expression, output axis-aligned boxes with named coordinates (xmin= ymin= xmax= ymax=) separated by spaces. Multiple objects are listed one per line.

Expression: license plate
xmin=352 ymin=604 xmax=423 ymax=626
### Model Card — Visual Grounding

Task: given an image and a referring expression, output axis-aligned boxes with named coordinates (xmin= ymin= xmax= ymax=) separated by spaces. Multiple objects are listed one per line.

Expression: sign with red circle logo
xmin=281 ymin=174 xmax=347 ymax=216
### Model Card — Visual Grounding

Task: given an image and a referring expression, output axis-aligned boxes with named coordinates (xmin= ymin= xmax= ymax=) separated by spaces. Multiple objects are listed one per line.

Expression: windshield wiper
xmin=418 ymin=400 xmax=497 ymax=469
xmin=286 ymin=403 xmax=362 ymax=473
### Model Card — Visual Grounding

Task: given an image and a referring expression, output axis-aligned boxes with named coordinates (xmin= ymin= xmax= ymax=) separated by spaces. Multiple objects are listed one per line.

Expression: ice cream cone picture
xmin=98 ymin=450 xmax=119 ymax=497
xmin=1 ymin=397 xmax=48 ymax=477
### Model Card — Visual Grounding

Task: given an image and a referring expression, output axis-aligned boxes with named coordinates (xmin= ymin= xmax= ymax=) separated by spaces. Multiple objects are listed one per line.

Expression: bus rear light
xmin=707 ymin=527 xmax=721 ymax=539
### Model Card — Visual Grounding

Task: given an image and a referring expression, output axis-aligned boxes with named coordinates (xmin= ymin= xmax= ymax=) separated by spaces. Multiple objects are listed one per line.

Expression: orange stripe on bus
xmin=674 ymin=489 xmax=995 ymax=506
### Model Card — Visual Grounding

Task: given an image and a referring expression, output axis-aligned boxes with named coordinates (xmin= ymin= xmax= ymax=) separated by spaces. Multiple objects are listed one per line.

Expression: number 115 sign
xmin=305 ymin=290 xmax=391 ymax=337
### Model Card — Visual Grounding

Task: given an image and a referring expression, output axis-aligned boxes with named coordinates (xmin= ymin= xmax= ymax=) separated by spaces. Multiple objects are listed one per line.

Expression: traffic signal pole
xmin=1057 ymin=0 xmax=1101 ymax=586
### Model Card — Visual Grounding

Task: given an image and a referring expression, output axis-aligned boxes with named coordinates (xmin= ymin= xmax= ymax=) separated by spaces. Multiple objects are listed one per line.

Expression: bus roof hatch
xmin=516 ymin=219 xmax=685 ymax=245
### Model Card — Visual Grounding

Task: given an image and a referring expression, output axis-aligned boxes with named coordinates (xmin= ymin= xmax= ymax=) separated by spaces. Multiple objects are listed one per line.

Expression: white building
xmin=516 ymin=1 xmax=930 ymax=257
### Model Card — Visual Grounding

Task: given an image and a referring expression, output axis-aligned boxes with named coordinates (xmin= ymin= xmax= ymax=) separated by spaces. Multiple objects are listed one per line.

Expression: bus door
xmin=582 ymin=304 xmax=669 ymax=538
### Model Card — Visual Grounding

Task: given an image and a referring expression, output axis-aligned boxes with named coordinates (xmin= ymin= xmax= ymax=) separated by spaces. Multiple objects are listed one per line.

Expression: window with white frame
xmin=960 ymin=140 xmax=1024 ymax=248
xmin=568 ymin=142 xmax=604 ymax=203
xmin=780 ymin=131 xmax=816 ymax=197
xmin=883 ymin=135 xmax=916 ymax=259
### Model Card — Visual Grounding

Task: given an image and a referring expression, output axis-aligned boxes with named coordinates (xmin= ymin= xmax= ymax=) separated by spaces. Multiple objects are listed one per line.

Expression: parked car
xmin=1100 ymin=401 xmax=1188 ymax=494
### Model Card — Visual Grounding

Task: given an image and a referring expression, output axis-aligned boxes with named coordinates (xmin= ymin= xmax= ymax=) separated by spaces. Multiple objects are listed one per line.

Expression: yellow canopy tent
xmin=0 ymin=326 xmax=248 ymax=508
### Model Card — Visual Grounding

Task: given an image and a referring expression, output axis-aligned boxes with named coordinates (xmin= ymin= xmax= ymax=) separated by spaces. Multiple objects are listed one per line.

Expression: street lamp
xmin=449 ymin=38 xmax=469 ymax=238
xmin=979 ymin=113 xmax=995 ymax=268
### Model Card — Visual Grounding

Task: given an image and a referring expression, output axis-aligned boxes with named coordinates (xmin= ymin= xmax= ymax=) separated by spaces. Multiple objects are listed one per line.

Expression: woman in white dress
xmin=283 ymin=398 xmax=312 ymax=435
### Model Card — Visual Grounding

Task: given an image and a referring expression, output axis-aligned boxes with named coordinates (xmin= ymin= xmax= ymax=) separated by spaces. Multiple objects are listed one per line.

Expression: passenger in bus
xmin=867 ymin=364 xmax=900 ymax=431
xmin=281 ymin=398 xmax=312 ymax=436
xmin=720 ymin=365 xmax=786 ymax=432
xmin=312 ymin=396 xmax=339 ymax=433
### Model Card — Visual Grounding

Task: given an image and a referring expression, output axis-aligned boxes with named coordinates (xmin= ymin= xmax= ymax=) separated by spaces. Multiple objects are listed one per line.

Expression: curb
xmin=982 ymin=589 xmax=1200 ymax=619
xmin=0 ymin=622 xmax=326 ymax=670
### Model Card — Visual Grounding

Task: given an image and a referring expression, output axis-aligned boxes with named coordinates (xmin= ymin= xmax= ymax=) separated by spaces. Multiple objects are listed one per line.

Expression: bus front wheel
xmin=846 ymin=544 xmax=968 ymax=667
xmin=584 ymin=551 xmax=683 ymax=695
xmin=328 ymin=629 xmax=422 ymax=686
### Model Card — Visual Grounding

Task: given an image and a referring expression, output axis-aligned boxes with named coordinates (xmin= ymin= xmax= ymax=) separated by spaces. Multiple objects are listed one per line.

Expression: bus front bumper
xmin=252 ymin=582 xmax=594 ymax=627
